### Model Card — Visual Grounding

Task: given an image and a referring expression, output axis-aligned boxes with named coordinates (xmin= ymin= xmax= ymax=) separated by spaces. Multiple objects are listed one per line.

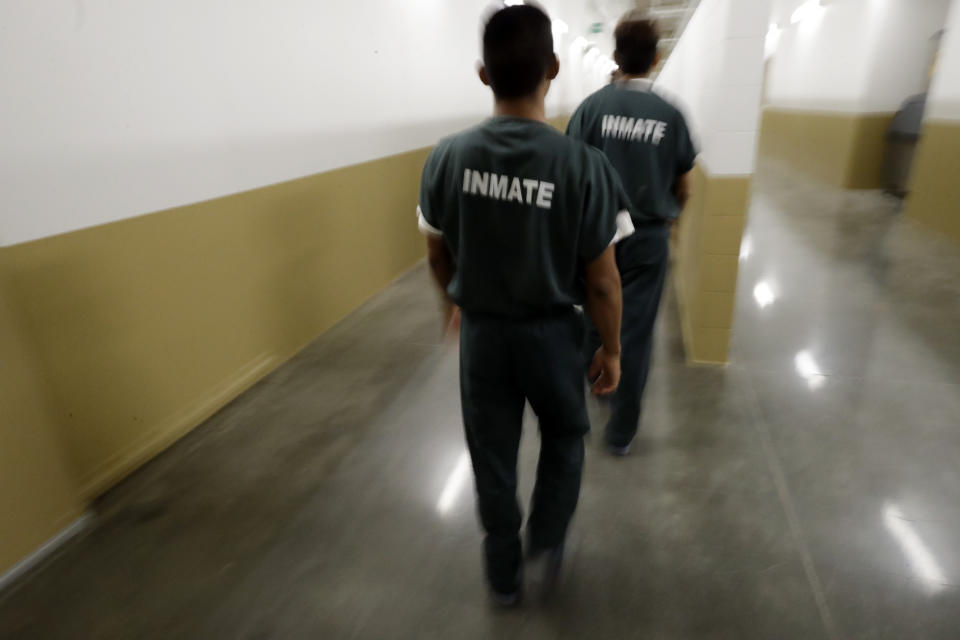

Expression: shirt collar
xmin=619 ymin=77 xmax=653 ymax=92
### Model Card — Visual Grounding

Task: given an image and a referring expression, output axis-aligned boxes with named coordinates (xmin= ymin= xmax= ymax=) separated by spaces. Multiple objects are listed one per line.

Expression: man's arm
xmin=584 ymin=245 xmax=622 ymax=396
xmin=426 ymin=234 xmax=459 ymax=331
xmin=426 ymin=234 xmax=453 ymax=293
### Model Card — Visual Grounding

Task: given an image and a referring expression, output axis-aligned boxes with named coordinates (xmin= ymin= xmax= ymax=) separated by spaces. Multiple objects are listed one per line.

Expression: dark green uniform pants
xmin=460 ymin=309 xmax=589 ymax=594
xmin=586 ymin=223 xmax=670 ymax=448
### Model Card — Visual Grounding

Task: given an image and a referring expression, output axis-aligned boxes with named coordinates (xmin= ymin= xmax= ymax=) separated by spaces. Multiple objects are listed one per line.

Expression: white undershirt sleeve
xmin=610 ymin=210 xmax=636 ymax=245
xmin=416 ymin=205 xmax=443 ymax=237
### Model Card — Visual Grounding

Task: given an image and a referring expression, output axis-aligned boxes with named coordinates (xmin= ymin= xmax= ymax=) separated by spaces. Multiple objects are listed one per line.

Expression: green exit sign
xmin=590 ymin=22 xmax=604 ymax=33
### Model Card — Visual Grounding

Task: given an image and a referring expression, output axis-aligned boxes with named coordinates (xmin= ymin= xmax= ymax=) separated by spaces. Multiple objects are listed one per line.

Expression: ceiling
xmin=634 ymin=0 xmax=701 ymax=66
xmin=586 ymin=0 xmax=702 ymax=73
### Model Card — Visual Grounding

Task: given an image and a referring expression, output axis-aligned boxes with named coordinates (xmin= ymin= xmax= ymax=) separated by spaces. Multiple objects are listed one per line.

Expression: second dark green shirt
xmin=567 ymin=79 xmax=697 ymax=224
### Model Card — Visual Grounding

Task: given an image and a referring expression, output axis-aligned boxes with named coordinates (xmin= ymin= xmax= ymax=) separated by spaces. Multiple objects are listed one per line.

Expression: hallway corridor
xmin=1 ymin=162 xmax=959 ymax=639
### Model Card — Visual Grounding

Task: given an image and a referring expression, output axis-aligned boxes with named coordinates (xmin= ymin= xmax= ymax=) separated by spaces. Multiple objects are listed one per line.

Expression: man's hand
xmin=445 ymin=303 xmax=461 ymax=340
xmin=426 ymin=234 xmax=459 ymax=341
xmin=589 ymin=346 xmax=621 ymax=396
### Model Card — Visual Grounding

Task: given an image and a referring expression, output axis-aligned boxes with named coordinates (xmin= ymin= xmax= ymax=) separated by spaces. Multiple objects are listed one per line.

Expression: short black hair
xmin=482 ymin=4 xmax=554 ymax=99
xmin=615 ymin=16 xmax=659 ymax=75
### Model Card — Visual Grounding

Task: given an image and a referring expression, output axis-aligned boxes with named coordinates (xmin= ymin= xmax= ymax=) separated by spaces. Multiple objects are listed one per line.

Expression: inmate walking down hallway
xmin=417 ymin=4 xmax=635 ymax=605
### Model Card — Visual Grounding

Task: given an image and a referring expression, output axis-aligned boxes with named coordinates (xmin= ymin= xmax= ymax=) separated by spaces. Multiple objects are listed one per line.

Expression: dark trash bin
xmin=884 ymin=93 xmax=927 ymax=197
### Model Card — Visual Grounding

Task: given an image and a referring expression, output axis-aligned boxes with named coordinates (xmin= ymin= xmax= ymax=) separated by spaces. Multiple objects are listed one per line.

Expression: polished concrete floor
xmin=2 ymin=159 xmax=959 ymax=639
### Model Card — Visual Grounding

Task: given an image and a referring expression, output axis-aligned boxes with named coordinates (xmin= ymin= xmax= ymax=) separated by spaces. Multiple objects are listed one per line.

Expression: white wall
xmin=927 ymin=0 xmax=960 ymax=120
xmin=657 ymin=0 xmax=772 ymax=175
xmin=863 ymin=0 xmax=950 ymax=110
xmin=0 ymin=0 xmax=604 ymax=246
xmin=767 ymin=0 xmax=879 ymax=111
xmin=767 ymin=0 xmax=952 ymax=113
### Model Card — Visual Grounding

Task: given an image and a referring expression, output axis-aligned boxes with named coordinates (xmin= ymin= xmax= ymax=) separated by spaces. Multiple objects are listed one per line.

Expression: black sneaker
xmin=488 ymin=587 xmax=520 ymax=607
xmin=487 ymin=565 xmax=522 ymax=608
xmin=525 ymin=542 xmax=565 ymax=597
xmin=608 ymin=442 xmax=632 ymax=456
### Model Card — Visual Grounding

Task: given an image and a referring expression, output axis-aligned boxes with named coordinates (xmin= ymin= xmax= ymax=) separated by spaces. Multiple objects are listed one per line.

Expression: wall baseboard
xmin=77 ymin=353 xmax=279 ymax=499
xmin=0 ymin=513 xmax=93 ymax=596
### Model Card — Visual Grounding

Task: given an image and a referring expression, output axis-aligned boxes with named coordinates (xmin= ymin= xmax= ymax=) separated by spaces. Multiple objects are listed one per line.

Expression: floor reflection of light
xmin=436 ymin=452 xmax=472 ymax=515
xmin=753 ymin=281 xmax=776 ymax=309
xmin=884 ymin=503 xmax=947 ymax=592
xmin=739 ymin=236 xmax=753 ymax=262
xmin=794 ymin=350 xmax=826 ymax=389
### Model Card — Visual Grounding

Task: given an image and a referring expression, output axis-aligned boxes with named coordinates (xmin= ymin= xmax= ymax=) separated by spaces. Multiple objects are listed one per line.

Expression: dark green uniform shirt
xmin=567 ymin=79 xmax=697 ymax=224
xmin=418 ymin=116 xmax=633 ymax=318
